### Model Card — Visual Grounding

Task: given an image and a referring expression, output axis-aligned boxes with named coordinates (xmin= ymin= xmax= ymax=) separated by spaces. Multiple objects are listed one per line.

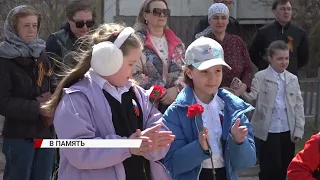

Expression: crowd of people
xmin=0 ymin=0 xmax=318 ymax=180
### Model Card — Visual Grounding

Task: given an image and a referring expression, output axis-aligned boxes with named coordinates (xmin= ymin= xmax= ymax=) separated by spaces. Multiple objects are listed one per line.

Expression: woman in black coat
xmin=0 ymin=5 xmax=56 ymax=180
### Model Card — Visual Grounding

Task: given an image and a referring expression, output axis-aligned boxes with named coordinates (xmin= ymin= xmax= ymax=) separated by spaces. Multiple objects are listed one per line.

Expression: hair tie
xmin=113 ymin=31 xmax=119 ymax=37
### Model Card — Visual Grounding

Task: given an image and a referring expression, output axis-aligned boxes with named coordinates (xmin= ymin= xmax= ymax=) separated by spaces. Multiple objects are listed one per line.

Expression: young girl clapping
xmin=45 ymin=23 xmax=174 ymax=180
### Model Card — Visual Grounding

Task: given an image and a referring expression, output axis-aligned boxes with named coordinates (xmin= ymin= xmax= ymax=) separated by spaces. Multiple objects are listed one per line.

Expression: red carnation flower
xmin=145 ymin=85 xmax=165 ymax=126
xmin=187 ymin=104 xmax=204 ymax=118
xmin=149 ymin=85 xmax=165 ymax=103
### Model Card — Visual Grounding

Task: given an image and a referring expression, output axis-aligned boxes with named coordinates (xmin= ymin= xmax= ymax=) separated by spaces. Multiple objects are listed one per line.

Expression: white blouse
xmin=150 ymin=35 xmax=169 ymax=84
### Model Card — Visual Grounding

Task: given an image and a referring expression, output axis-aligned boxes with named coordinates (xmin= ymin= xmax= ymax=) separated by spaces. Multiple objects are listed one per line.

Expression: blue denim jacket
xmin=163 ymin=86 xmax=256 ymax=180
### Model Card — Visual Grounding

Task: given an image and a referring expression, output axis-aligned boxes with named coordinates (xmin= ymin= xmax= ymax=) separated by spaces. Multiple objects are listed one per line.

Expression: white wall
xmin=119 ymin=0 xmax=213 ymax=16
xmin=104 ymin=0 xmax=274 ymax=24
xmin=104 ymin=0 xmax=116 ymax=23
xmin=237 ymin=0 xmax=273 ymax=19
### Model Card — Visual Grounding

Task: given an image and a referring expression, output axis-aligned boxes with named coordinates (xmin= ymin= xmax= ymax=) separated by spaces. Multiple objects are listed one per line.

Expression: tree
xmin=292 ymin=0 xmax=320 ymax=77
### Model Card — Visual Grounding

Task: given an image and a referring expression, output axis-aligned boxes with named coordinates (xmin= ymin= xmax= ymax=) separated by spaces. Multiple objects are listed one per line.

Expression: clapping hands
xmin=129 ymin=124 xmax=175 ymax=156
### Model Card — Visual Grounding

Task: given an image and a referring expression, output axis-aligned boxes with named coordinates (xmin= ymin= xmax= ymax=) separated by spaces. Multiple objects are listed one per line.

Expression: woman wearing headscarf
xmin=195 ymin=3 xmax=253 ymax=96
xmin=0 ymin=5 xmax=55 ymax=180
xmin=133 ymin=0 xmax=185 ymax=113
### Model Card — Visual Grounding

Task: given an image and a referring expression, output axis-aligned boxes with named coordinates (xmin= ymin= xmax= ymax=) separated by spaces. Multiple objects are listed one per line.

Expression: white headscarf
xmin=195 ymin=3 xmax=230 ymax=39
xmin=208 ymin=3 xmax=229 ymax=20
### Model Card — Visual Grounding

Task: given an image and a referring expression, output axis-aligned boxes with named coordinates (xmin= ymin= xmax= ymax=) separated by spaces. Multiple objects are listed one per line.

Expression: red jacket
xmin=287 ymin=133 xmax=320 ymax=180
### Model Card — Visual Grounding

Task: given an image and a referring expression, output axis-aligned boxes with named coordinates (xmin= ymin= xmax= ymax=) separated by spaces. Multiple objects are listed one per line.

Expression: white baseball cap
xmin=184 ymin=37 xmax=231 ymax=70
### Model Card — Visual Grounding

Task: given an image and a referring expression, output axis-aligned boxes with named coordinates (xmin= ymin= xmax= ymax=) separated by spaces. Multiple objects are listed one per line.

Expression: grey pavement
xmin=239 ymin=177 xmax=258 ymax=180
xmin=237 ymin=165 xmax=259 ymax=180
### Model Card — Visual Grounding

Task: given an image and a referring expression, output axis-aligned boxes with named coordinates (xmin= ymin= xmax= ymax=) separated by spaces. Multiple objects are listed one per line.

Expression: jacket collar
xmin=141 ymin=27 xmax=182 ymax=59
xmin=265 ymin=65 xmax=296 ymax=85
xmin=61 ymin=23 xmax=77 ymax=42
xmin=173 ymin=85 xmax=254 ymax=113
xmin=274 ymin=20 xmax=291 ymax=30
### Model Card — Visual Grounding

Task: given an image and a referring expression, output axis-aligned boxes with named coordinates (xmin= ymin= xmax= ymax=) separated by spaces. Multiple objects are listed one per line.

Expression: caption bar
xmin=34 ymin=139 xmax=142 ymax=148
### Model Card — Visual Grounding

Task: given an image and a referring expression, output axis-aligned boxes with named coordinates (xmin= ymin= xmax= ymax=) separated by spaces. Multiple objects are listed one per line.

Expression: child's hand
xmin=198 ymin=128 xmax=209 ymax=151
xmin=141 ymin=124 xmax=175 ymax=151
xmin=151 ymin=131 xmax=175 ymax=151
xmin=231 ymin=119 xmax=248 ymax=144
xmin=292 ymin=137 xmax=301 ymax=143
xmin=129 ymin=129 xmax=153 ymax=156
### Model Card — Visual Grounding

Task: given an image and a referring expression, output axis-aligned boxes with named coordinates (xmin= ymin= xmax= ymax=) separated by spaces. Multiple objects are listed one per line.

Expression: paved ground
xmin=237 ymin=165 xmax=259 ymax=180
xmin=239 ymin=177 xmax=258 ymax=180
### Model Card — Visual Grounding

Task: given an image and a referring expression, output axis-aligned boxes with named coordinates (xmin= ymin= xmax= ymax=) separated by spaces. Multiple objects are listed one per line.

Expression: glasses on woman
xmin=72 ymin=19 xmax=95 ymax=28
xmin=145 ymin=8 xmax=171 ymax=17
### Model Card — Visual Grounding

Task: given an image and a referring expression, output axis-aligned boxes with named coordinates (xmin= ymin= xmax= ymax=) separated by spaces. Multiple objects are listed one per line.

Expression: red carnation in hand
xmin=149 ymin=85 xmax=165 ymax=103
xmin=187 ymin=104 xmax=204 ymax=118
xmin=145 ymin=85 xmax=165 ymax=126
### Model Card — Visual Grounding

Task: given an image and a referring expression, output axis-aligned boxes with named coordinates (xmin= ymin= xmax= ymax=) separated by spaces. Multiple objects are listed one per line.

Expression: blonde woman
xmin=133 ymin=0 xmax=185 ymax=112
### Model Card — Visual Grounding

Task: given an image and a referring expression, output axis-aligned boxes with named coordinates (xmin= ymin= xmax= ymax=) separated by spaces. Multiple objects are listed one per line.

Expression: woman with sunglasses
xmin=46 ymin=0 xmax=95 ymax=74
xmin=133 ymin=0 xmax=185 ymax=113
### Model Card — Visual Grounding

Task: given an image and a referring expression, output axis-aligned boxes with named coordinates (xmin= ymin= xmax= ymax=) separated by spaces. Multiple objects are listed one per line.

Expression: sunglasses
xmin=72 ymin=19 xmax=95 ymax=28
xmin=145 ymin=8 xmax=170 ymax=17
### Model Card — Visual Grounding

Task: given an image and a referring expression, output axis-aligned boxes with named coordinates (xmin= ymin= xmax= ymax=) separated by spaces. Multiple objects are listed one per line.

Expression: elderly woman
xmin=133 ymin=0 xmax=185 ymax=112
xmin=0 ymin=5 xmax=55 ymax=180
xmin=195 ymin=3 xmax=252 ymax=95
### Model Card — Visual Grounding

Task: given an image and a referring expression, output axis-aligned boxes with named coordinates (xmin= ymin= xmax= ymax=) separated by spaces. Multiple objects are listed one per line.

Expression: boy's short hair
xmin=272 ymin=0 xmax=291 ymax=10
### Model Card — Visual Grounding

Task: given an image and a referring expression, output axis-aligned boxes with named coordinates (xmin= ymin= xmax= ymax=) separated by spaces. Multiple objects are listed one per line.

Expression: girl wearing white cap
xmin=163 ymin=37 xmax=256 ymax=180
xmin=44 ymin=23 xmax=174 ymax=180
